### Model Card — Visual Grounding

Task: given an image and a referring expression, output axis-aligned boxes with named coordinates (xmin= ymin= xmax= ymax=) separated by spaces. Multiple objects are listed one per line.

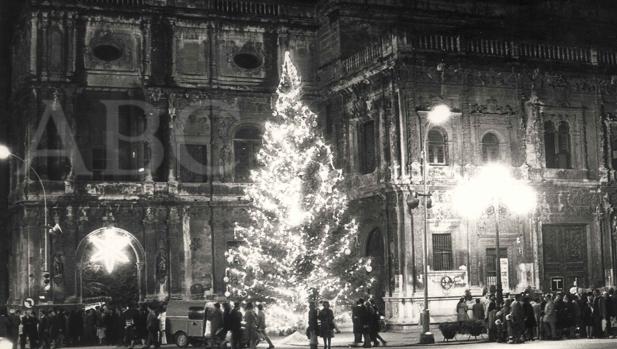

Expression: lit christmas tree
xmin=225 ymin=52 xmax=373 ymax=330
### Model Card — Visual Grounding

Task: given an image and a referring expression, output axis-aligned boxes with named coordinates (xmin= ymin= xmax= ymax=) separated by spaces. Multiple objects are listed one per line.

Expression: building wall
xmin=3 ymin=1 xmax=617 ymax=326
xmin=318 ymin=0 xmax=617 ymax=325
xmin=4 ymin=0 xmax=316 ymax=304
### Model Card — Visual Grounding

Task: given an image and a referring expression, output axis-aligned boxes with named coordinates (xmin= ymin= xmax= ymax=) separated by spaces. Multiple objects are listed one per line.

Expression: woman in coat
xmin=317 ymin=302 xmax=335 ymax=349
xmin=456 ymin=298 xmax=469 ymax=323
xmin=522 ymin=296 xmax=536 ymax=340
xmin=561 ymin=294 xmax=574 ymax=338
xmin=582 ymin=294 xmax=594 ymax=338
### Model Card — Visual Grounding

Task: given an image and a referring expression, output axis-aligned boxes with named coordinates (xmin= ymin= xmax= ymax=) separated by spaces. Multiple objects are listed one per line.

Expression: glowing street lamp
xmin=0 ymin=144 xmax=53 ymax=299
xmin=411 ymin=103 xmax=451 ymax=344
xmin=427 ymin=104 xmax=452 ymax=125
xmin=452 ymin=163 xmax=536 ymax=305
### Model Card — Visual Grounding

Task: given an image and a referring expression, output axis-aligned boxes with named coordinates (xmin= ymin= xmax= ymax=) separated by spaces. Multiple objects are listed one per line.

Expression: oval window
xmin=233 ymin=53 xmax=262 ymax=70
xmin=93 ymin=44 xmax=123 ymax=62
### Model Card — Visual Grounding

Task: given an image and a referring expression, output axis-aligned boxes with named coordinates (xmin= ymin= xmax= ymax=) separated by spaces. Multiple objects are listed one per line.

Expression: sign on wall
xmin=500 ymin=258 xmax=509 ymax=291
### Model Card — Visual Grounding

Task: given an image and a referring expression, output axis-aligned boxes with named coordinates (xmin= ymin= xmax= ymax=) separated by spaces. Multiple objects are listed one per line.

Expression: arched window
xmin=427 ymin=128 xmax=447 ymax=165
xmin=481 ymin=133 xmax=500 ymax=163
xmin=233 ymin=126 xmax=261 ymax=182
xmin=544 ymin=120 xmax=572 ymax=169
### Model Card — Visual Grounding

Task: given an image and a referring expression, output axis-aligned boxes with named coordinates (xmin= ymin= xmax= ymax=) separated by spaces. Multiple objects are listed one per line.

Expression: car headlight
xmin=0 ymin=337 xmax=13 ymax=349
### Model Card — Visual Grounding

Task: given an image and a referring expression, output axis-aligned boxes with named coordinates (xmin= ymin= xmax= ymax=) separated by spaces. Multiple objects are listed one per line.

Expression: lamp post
xmin=0 ymin=144 xmax=52 ymax=300
xmin=452 ymin=163 xmax=536 ymax=306
xmin=410 ymin=104 xmax=451 ymax=344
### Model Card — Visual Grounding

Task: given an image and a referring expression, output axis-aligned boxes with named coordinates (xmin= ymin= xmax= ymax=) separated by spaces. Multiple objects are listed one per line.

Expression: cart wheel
xmin=175 ymin=332 xmax=189 ymax=348
xmin=219 ymin=340 xmax=230 ymax=349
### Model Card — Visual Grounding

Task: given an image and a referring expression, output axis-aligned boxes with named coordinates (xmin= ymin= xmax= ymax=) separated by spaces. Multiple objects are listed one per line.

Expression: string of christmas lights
xmin=225 ymin=52 xmax=374 ymax=333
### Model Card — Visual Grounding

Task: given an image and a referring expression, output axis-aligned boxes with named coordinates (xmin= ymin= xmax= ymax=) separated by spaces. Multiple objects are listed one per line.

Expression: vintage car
xmin=166 ymin=300 xmax=216 ymax=347
xmin=166 ymin=300 xmax=257 ymax=348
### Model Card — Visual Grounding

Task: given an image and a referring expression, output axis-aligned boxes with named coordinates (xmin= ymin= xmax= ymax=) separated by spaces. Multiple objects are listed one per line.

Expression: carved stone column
xmin=167 ymin=207 xmax=183 ymax=297
xmin=141 ymin=18 xmax=152 ymax=83
xmin=523 ymin=94 xmax=543 ymax=170
xmin=167 ymin=93 xmax=178 ymax=187
xmin=181 ymin=206 xmax=193 ymax=299
xmin=66 ymin=12 xmax=77 ymax=79
xmin=39 ymin=12 xmax=49 ymax=81
xmin=143 ymin=207 xmax=158 ymax=297
xmin=75 ymin=207 xmax=89 ymax=297
xmin=169 ymin=20 xmax=179 ymax=83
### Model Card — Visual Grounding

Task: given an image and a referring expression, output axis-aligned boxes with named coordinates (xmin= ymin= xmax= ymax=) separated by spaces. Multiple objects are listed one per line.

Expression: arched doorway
xmin=366 ymin=229 xmax=386 ymax=310
xmin=75 ymin=227 xmax=146 ymax=304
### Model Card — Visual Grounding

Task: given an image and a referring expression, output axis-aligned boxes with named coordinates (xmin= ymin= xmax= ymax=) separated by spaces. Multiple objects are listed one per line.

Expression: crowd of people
xmin=457 ymin=288 xmax=617 ymax=344
xmin=304 ymin=298 xmax=385 ymax=349
xmin=0 ymin=300 xmax=276 ymax=349
xmin=0 ymin=302 xmax=167 ymax=349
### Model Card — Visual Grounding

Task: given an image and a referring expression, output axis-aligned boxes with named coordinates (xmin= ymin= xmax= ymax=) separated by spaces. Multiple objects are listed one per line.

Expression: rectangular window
xmin=179 ymin=144 xmax=208 ymax=183
xmin=358 ymin=120 xmax=376 ymax=174
xmin=432 ymin=234 xmax=453 ymax=271
xmin=486 ymin=248 xmax=508 ymax=285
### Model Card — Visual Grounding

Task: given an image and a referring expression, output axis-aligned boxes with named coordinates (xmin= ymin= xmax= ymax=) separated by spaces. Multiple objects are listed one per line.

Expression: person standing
xmin=256 ymin=304 xmax=274 ymax=349
xmin=600 ymin=291 xmax=610 ymax=337
xmin=221 ymin=302 xmax=232 ymax=339
xmin=522 ymin=296 xmax=536 ymax=340
xmin=0 ymin=308 xmax=10 ymax=341
xmin=609 ymin=288 xmax=617 ymax=338
xmin=456 ymin=298 xmax=469 ymax=324
xmin=123 ymin=304 xmax=138 ymax=349
xmin=583 ymin=293 xmax=594 ymax=338
xmin=209 ymin=303 xmax=223 ymax=338
xmin=114 ymin=307 xmax=125 ymax=346
xmin=95 ymin=307 xmax=106 ymax=345
xmin=84 ymin=309 xmax=96 ymax=345
xmin=53 ymin=309 xmax=66 ymax=348
xmin=542 ymin=294 xmax=557 ymax=340
xmin=318 ymin=302 xmax=335 ymax=349
xmin=103 ymin=306 xmax=115 ymax=345
xmin=366 ymin=299 xmax=386 ymax=347
xmin=562 ymin=294 xmax=575 ymax=338
xmin=157 ymin=304 xmax=166 ymax=346
xmin=472 ymin=299 xmax=485 ymax=321
xmin=8 ymin=309 xmax=20 ymax=349
xmin=244 ymin=303 xmax=258 ymax=349
xmin=229 ymin=302 xmax=243 ymax=349
xmin=136 ymin=305 xmax=148 ymax=346
xmin=592 ymin=289 xmax=607 ymax=337
xmin=20 ymin=310 xmax=38 ymax=349
xmin=508 ymin=294 xmax=525 ymax=343
xmin=143 ymin=304 xmax=159 ymax=349
xmin=531 ymin=296 xmax=542 ymax=340
xmin=351 ymin=299 xmax=365 ymax=345
xmin=486 ymin=296 xmax=497 ymax=342
xmin=39 ymin=310 xmax=52 ymax=349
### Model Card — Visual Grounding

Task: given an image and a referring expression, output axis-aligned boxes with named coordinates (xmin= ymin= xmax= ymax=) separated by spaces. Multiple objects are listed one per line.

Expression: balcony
xmin=324 ymin=33 xmax=617 ymax=84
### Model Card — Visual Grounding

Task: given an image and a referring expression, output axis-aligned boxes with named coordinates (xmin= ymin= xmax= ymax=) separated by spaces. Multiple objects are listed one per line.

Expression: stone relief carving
xmin=469 ymin=97 xmax=515 ymax=115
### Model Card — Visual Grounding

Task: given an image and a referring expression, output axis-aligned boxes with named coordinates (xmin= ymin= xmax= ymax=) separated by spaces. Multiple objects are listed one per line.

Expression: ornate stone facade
xmin=1 ymin=0 xmax=617 ymax=328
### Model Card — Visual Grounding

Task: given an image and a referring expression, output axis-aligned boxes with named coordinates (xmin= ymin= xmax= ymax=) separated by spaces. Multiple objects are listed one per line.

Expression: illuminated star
xmin=90 ymin=229 xmax=131 ymax=273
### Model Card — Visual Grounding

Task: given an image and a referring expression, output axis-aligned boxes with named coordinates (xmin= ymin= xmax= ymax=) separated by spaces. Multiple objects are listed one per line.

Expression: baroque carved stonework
xmin=469 ymin=97 xmax=515 ymax=115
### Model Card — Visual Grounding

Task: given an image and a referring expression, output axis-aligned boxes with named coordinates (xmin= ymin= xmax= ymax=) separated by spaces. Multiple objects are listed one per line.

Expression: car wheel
xmin=175 ymin=332 xmax=189 ymax=348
